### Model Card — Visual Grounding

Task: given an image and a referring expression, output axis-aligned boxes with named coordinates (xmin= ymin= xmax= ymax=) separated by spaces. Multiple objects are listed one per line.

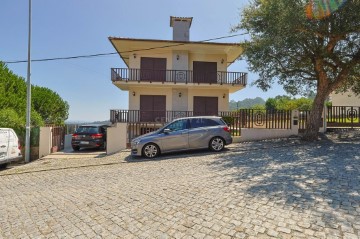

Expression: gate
xmin=298 ymin=106 xmax=360 ymax=132
xmin=52 ymin=126 xmax=65 ymax=152
xmin=327 ymin=106 xmax=360 ymax=128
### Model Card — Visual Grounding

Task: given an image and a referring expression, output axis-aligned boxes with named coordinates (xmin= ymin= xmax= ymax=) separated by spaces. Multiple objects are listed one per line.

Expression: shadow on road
xmin=210 ymin=137 xmax=360 ymax=226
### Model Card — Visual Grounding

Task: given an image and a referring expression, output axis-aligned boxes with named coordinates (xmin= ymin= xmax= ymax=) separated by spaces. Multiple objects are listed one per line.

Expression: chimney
xmin=170 ymin=16 xmax=193 ymax=41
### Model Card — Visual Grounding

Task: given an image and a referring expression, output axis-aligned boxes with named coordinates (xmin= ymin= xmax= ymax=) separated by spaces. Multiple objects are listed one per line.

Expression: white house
xmin=109 ymin=16 xmax=247 ymax=123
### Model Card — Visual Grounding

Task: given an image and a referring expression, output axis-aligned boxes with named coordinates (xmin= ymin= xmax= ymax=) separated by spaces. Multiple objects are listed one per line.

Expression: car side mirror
xmin=163 ymin=128 xmax=171 ymax=134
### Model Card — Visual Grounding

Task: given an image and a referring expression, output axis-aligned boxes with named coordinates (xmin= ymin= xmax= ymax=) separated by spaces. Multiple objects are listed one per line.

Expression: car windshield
xmin=75 ymin=126 xmax=99 ymax=134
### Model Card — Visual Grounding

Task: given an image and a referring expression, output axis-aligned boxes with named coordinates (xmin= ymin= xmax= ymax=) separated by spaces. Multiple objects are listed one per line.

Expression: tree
xmin=265 ymin=96 xmax=313 ymax=111
xmin=233 ymin=0 xmax=360 ymax=140
xmin=32 ymin=87 xmax=69 ymax=125
xmin=229 ymin=97 xmax=265 ymax=110
xmin=0 ymin=62 xmax=69 ymax=127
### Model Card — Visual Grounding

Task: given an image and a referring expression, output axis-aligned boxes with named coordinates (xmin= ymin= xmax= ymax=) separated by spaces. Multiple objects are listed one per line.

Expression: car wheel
xmin=101 ymin=142 xmax=107 ymax=151
xmin=72 ymin=146 xmax=80 ymax=151
xmin=0 ymin=163 xmax=8 ymax=169
xmin=142 ymin=143 xmax=160 ymax=158
xmin=209 ymin=137 xmax=224 ymax=152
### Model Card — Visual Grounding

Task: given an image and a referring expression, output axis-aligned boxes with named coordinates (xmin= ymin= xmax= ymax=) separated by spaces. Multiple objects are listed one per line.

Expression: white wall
xmin=330 ymin=90 xmax=360 ymax=106
xmin=189 ymin=53 xmax=227 ymax=72
xmin=39 ymin=127 xmax=52 ymax=158
xmin=107 ymin=123 xmax=127 ymax=155
xmin=233 ymin=110 xmax=299 ymax=142
xmin=172 ymin=88 xmax=188 ymax=111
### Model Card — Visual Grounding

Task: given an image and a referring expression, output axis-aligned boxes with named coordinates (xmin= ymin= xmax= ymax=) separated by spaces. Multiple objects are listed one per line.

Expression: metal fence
xmin=119 ymin=109 xmax=293 ymax=142
xmin=299 ymin=106 xmax=360 ymax=131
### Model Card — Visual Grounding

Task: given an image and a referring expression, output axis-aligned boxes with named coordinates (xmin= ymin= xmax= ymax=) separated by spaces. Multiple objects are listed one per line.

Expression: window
xmin=165 ymin=119 xmax=188 ymax=132
xmin=190 ymin=118 xmax=220 ymax=128
xmin=76 ymin=126 xmax=99 ymax=134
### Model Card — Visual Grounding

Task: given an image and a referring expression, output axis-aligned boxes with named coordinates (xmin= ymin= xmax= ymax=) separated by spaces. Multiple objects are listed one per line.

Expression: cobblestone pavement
xmin=0 ymin=132 xmax=359 ymax=239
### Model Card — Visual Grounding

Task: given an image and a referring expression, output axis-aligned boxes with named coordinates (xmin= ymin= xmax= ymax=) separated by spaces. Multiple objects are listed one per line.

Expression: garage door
xmin=193 ymin=96 xmax=218 ymax=116
xmin=140 ymin=95 xmax=166 ymax=122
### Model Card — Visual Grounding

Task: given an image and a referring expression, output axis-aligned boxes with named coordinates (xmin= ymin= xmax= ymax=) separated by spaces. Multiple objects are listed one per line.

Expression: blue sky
xmin=1 ymin=0 xmax=286 ymax=122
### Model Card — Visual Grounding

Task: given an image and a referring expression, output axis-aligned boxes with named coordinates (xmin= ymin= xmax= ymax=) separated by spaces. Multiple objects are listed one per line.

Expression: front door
xmin=193 ymin=61 xmax=217 ymax=83
xmin=193 ymin=96 xmax=218 ymax=116
xmin=140 ymin=95 xmax=166 ymax=122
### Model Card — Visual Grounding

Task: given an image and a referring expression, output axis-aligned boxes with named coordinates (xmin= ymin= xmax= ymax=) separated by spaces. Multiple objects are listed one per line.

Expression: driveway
xmin=0 ymin=133 xmax=359 ymax=239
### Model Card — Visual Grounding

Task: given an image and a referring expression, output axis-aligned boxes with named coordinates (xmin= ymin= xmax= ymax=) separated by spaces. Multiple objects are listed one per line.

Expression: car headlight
xmin=132 ymin=140 xmax=141 ymax=146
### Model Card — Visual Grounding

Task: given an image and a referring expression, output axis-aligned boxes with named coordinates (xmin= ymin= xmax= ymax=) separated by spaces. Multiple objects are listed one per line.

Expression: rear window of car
xmin=75 ymin=126 xmax=99 ymax=134
xmin=190 ymin=118 xmax=220 ymax=128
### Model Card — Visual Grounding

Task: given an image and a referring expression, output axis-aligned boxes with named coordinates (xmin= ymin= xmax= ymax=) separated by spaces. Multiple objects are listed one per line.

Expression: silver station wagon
xmin=131 ymin=116 xmax=233 ymax=158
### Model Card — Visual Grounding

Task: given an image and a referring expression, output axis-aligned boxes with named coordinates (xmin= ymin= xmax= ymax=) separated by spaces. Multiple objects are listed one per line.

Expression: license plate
xmin=80 ymin=141 xmax=89 ymax=144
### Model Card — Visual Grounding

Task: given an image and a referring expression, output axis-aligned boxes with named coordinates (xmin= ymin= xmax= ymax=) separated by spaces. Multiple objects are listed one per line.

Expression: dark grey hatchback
xmin=71 ymin=124 xmax=109 ymax=151
xmin=131 ymin=116 xmax=233 ymax=158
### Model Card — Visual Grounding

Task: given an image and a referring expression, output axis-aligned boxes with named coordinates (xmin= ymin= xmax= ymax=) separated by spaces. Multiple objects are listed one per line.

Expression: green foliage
xmin=265 ymin=96 xmax=313 ymax=111
xmin=233 ymin=0 xmax=359 ymax=139
xmin=33 ymin=86 xmax=69 ymax=125
xmin=0 ymin=108 xmax=23 ymax=132
xmin=222 ymin=116 xmax=234 ymax=126
xmin=0 ymin=61 xmax=69 ymax=128
xmin=234 ymin=0 xmax=359 ymax=95
xmin=229 ymin=97 xmax=265 ymax=110
xmin=250 ymin=104 xmax=266 ymax=110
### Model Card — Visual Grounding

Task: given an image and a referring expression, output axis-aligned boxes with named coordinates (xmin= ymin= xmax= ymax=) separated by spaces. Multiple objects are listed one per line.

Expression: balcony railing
xmin=111 ymin=68 xmax=247 ymax=86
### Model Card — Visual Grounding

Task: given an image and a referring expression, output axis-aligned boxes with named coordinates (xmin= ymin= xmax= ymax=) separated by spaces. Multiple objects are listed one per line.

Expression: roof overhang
xmin=108 ymin=37 xmax=244 ymax=68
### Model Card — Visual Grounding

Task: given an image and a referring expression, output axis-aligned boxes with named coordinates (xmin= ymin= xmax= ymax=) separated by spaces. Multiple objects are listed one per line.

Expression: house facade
xmin=109 ymin=16 xmax=247 ymax=123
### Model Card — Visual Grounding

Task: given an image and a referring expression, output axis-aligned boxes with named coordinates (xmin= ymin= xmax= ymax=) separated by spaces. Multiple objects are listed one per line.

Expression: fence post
xmin=292 ymin=110 xmax=299 ymax=135
xmin=323 ymin=104 xmax=327 ymax=132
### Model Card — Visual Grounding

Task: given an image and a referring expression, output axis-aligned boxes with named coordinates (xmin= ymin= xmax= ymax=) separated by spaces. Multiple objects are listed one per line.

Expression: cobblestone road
xmin=0 ymin=133 xmax=359 ymax=239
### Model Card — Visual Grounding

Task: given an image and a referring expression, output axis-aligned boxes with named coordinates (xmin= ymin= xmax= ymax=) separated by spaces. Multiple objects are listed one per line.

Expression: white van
xmin=0 ymin=128 xmax=22 ymax=168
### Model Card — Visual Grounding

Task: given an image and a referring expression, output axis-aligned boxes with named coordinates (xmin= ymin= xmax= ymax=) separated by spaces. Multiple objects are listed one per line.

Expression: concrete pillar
xmin=107 ymin=123 xmax=127 ymax=155
xmin=291 ymin=110 xmax=299 ymax=135
xmin=39 ymin=127 xmax=52 ymax=158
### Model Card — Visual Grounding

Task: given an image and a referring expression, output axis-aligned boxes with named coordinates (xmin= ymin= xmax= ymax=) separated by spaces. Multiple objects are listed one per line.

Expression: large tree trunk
xmin=302 ymin=91 xmax=327 ymax=140
xmin=302 ymin=60 xmax=331 ymax=141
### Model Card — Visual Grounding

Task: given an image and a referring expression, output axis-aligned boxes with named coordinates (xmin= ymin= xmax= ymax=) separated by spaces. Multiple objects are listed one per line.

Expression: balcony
xmin=111 ymin=68 xmax=247 ymax=86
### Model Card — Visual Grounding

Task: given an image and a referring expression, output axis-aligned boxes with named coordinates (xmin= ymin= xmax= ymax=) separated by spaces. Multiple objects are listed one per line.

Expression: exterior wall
xmin=172 ymin=50 xmax=189 ymax=70
xmin=188 ymin=88 xmax=229 ymax=111
xmin=128 ymin=87 xmax=229 ymax=112
xmin=39 ymin=127 xmax=52 ymax=158
xmin=233 ymin=110 xmax=299 ymax=142
xmin=107 ymin=123 xmax=127 ymax=155
xmin=129 ymin=52 xmax=173 ymax=70
xmin=330 ymin=90 xmax=360 ymax=106
xmin=189 ymin=53 xmax=227 ymax=72
xmin=172 ymin=20 xmax=191 ymax=41
xmin=172 ymin=88 xmax=188 ymax=111
xmin=128 ymin=51 xmax=227 ymax=72
xmin=128 ymin=87 xmax=173 ymax=110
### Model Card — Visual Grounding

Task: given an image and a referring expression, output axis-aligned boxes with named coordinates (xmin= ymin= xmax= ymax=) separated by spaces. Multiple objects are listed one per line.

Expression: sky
xmin=1 ymin=0 xmax=287 ymax=122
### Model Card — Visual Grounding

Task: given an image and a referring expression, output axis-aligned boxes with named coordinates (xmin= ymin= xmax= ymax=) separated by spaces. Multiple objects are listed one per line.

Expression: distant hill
xmin=229 ymin=97 xmax=265 ymax=110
